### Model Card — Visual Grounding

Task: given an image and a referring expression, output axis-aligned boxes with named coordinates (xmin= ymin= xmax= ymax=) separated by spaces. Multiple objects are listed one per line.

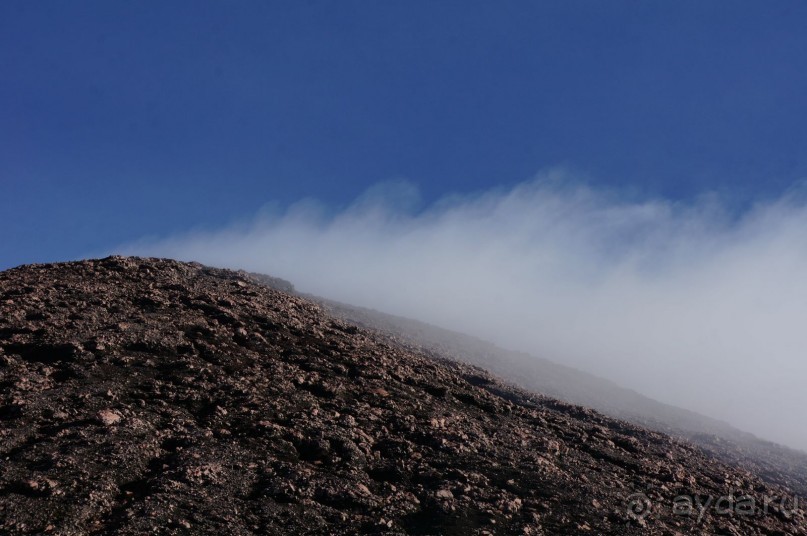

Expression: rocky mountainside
xmin=1 ymin=257 xmax=805 ymax=535
xmin=305 ymin=296 xmax=807 ymax=499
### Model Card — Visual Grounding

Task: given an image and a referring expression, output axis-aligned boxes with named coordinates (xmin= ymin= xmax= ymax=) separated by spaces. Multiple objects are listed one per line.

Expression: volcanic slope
xmin=303 ymin=293 xmax=807 ymax=498
xmin=0 ymin=257 xmax=804 ymax=535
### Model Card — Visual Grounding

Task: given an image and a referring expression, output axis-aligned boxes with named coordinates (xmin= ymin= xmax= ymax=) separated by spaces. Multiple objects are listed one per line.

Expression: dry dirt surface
xmin=0 ymin=256 xmax=805 ymax=535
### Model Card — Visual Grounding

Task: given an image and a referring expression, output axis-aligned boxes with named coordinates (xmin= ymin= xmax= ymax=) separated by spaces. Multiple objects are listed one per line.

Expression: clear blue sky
xmin=3 ymin=1 xmax=807 ymax=269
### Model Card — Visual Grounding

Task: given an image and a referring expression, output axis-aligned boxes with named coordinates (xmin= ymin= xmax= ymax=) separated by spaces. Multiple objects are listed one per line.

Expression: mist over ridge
xmin=120 ymin=170 xmax=807 ymax=451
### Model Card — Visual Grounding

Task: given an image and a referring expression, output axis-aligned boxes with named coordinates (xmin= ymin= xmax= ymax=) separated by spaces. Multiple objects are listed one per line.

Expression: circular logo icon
xmin=626 ymin=492 xmax=652 ymax=520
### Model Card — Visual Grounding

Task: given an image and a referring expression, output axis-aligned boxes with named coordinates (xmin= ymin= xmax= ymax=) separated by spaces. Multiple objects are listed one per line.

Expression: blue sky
xmin=3 ymin=1 xmax=807 ymax=269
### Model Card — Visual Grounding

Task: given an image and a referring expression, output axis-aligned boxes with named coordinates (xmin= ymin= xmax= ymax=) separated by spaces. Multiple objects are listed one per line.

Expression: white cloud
xmin=120 ymin=170 xmax=807 ymax=451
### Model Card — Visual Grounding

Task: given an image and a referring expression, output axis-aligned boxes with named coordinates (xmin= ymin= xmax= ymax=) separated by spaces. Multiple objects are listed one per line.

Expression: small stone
xmin=504 ymin=498 xmax=522 ymax=513
xmin=435 ymin=489 xmax=454 ymax=499
xmin=97 ymin=409 xmax=122 ymax=426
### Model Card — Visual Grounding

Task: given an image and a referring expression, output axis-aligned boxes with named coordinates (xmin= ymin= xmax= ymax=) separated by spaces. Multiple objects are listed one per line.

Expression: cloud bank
xmin=121 ymin=170 xmax=807 ymax=451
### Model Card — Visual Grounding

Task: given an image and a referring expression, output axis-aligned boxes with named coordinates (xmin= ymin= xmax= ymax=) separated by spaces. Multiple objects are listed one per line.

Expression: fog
xmin=121 ymin=171 xmax=807 ymax=451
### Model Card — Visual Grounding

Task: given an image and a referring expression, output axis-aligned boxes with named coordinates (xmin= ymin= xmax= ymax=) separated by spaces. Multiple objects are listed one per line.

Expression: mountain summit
xmin=0 ymin=257 xmax=804 ymax=535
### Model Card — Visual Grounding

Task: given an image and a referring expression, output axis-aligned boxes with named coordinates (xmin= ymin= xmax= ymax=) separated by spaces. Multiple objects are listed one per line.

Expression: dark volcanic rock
xmin=0 ymin=256 xmax=805 ymax=535
xmin=314 ymin=296 xmax=807 ymax=500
